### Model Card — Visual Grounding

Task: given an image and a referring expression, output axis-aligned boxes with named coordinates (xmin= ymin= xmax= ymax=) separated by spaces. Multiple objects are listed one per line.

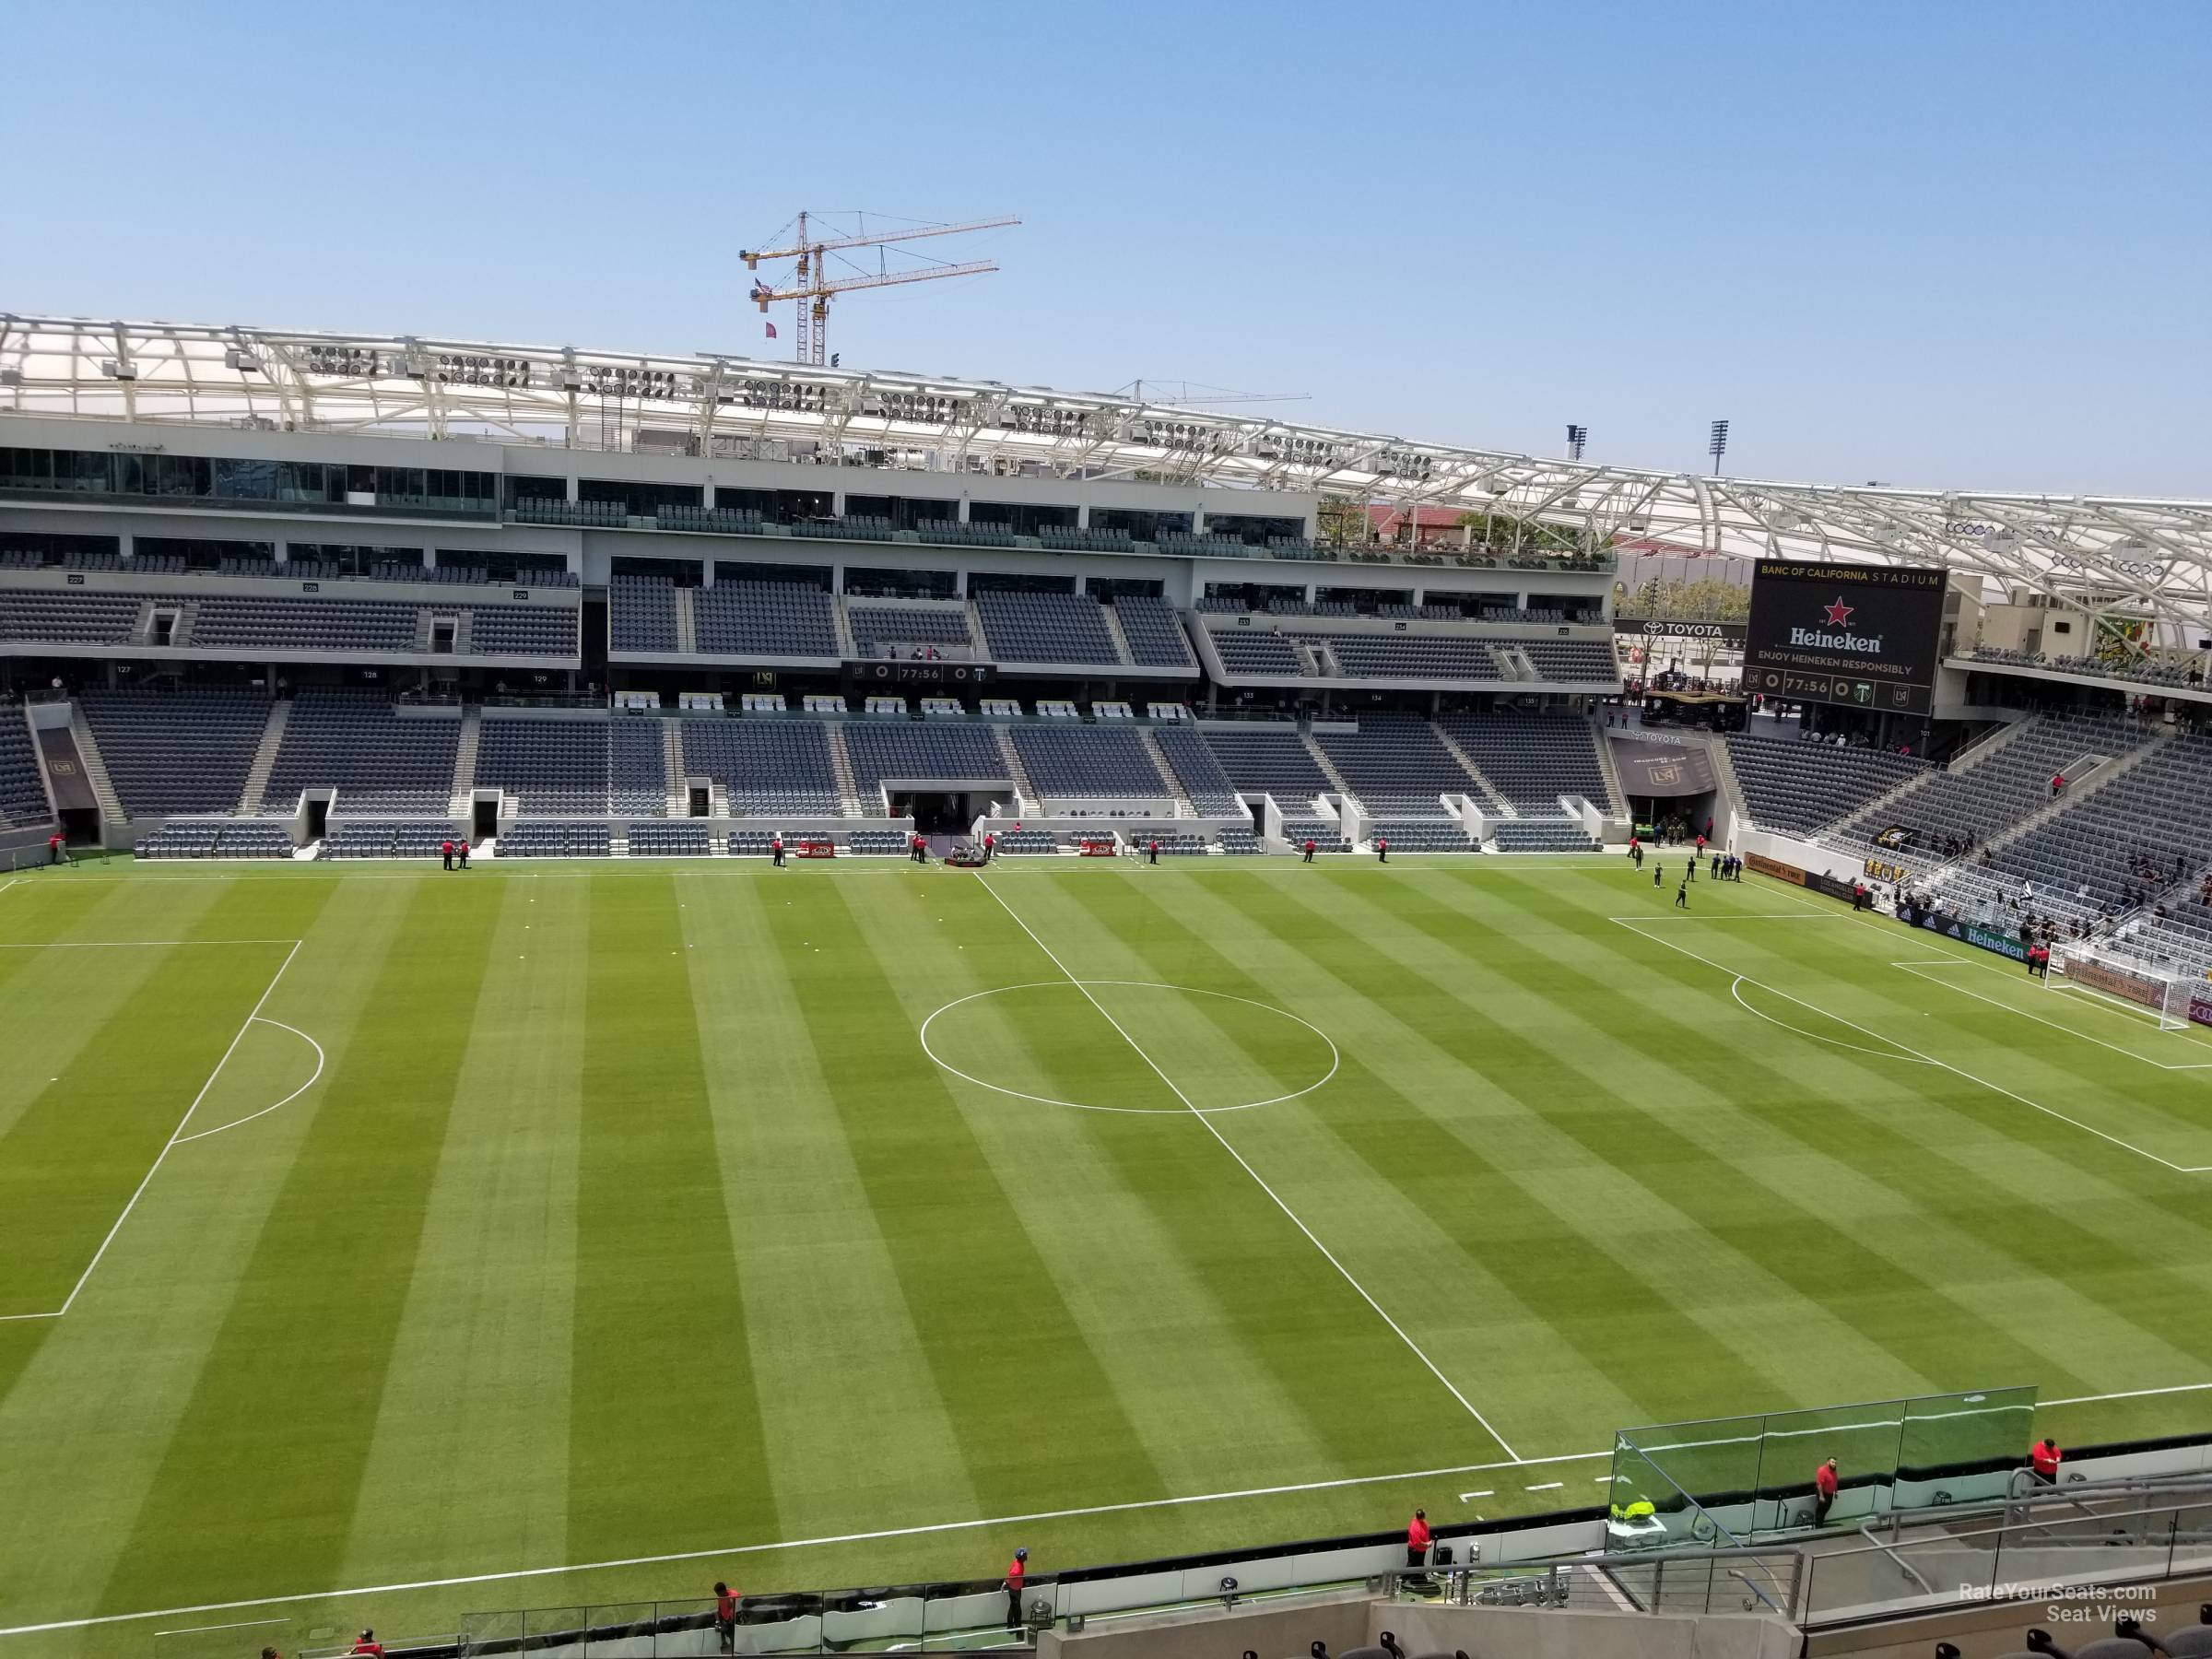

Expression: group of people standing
xmin=440 ymin=838 xmax=470 ymax=870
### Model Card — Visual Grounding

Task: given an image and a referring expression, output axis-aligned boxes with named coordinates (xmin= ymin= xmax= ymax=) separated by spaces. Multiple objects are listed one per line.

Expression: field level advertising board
xmin=1743 ymin=559 xmax=1946 ymax=716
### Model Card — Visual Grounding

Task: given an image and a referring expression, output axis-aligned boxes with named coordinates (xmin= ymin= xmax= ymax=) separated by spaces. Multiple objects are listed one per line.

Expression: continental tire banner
xmin=1747 ymin=853 xmax=1806 ymax=886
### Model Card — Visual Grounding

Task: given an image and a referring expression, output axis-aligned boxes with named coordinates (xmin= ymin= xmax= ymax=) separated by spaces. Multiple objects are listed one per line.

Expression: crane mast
xmin=741 ymin=210 xmax=1018 ymax=367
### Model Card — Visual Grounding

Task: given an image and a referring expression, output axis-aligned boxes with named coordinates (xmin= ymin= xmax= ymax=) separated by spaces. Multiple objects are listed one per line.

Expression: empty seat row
xmin=81 ymin=687 xmax=271 ymax=816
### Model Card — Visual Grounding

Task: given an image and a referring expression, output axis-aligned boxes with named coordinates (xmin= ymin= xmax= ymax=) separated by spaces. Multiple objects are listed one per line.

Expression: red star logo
xmin=1822 ymin=597 xmax=1855 ymax=627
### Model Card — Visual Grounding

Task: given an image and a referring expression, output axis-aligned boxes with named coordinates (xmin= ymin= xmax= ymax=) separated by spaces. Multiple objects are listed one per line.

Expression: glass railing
xmin=1800 ymin=1494 xmax=2212 ymax=1626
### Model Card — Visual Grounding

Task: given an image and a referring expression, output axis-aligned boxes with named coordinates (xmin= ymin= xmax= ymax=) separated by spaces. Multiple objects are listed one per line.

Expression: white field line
xmin=0 ymin=939 xmax=307 ymax=1323
xmin=1616 ymin=918 xmax=2209 ymax=1175
xmin=1729 ymin=977 xmax=1936 ymax=1065
xmin=0 ymin=1448 xmax=1618 ymax=1640
xmin=973 ymin=873 xmax=1524 ymax=1462
xmin=0 ymin=939 xmax=305 ymax=947
xmin=0 ymin=1391 xmax=2188 ymax=1633
xmin=172 ymin=1018 xmax=324 ymax=1144
xmin=1895 ymin=959 xmax=2212 ymax=1072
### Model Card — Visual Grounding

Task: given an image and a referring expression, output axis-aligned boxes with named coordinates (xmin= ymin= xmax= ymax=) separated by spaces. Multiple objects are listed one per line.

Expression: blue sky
xmin=3 ymin=0 xmax=2206 ymax=495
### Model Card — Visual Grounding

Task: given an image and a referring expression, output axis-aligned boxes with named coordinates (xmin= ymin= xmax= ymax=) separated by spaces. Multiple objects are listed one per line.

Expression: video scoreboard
xmin=1742 ymin=559 xmax=1946 ymax=716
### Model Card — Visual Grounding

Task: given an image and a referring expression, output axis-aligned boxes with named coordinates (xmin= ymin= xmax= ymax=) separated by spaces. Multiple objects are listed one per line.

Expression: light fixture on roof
xmin=100 ymin=359 xmax=136 ymax=381
xmin=1707 ymin=419 xmax=1729 ymax=476
xmin=224 ymin=347 xmax=261 ymax=373
xmin=1565 ymin=423 xmax=1588 ymax=462
xmin=559 ymin=371 xmax=583 ymax=392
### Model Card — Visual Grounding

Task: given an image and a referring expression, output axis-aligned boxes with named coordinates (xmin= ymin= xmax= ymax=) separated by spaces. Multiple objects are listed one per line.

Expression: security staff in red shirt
xmin=2031 ymin=1438 xmax=2062 ymax=1486
xmin=1813 ymin=1457 xmax=1840 ymax=1524
xmin=1004 ymin=1547 xmax=1028 ymax=1631
xmin=1406 ymin=1507 xmax=1431 ymax=1569
xmin=713 ymin=1581 xmax=739 ymax=1653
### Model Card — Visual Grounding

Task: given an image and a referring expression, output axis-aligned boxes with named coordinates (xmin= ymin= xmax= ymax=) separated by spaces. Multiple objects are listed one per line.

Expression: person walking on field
xmin=1004 ymin=1547 xmax=1029 ymax=1632
xmin=1377 ymin=835 xmax=1388 ymax=864
xmin=1676 ymin=878 xmax=1688 ymax=909
xmin=458 ymin=838 xmax=470 ymax=869
xmin=1813 ymin=1457 xmax=1840 ymax=1524
xmin=1303 ymin=837 xmax=1316 ymax=864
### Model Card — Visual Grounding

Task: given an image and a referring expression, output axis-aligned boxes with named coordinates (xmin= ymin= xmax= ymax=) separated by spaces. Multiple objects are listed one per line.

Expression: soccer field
xmin=4 ymin=854 xmax=2212 ymax=1654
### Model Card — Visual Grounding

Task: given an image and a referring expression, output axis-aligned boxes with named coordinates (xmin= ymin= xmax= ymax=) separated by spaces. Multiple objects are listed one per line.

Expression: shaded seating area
xmin=81 ymin=687 xmax=273 ymax=817
xmin=265 ymin=690 xmax=459 ymax=812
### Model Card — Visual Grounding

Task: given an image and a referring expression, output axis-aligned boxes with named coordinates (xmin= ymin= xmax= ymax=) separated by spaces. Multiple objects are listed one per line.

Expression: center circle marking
xmin=918 ymin=980 xmax=1340 ymax=1115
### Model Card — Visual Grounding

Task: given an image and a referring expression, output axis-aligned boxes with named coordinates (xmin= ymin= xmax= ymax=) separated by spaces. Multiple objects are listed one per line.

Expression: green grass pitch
xmin=3 ymin=853 xmax=2212 ymax=1655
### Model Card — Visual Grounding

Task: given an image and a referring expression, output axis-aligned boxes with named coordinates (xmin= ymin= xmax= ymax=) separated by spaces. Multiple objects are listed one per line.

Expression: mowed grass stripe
xmin=0 ymin=880 xmax=367 ymax=1625
xmin=1378 ymin=869 xmax=2093 ymax=1394
xmin=853 ymin=875 xmax=1368 ymax=1500
xmin=683 ymin=874 xmax=986 ymax=1540
xmin=0 ymin=946 xmax=287 ymax=1312
xmin=903 ymin=877 xmax=1412 ymax=1487
xmin=1056 ymin=871 xmax=1797 ymax=1435
xmin=569 ymin=875 xmax=776 ymax=1558
xmin=95 ymin=878 xmax=502 ymax=1612
xmin=762 ymin=877 xmax=1170 ymax=1512
xmin=1588 ymin=885 xmax=2212 ymax=1380
xmin=338 ymin=876 xmax=591 ymax=1585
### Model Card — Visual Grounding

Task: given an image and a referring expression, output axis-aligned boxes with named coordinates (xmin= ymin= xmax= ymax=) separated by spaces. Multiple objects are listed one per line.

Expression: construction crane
xmin=742 ymin=211 xmax=1019 ymax=367
xmin=1119 ymin=380 xmax=1312 ymax=407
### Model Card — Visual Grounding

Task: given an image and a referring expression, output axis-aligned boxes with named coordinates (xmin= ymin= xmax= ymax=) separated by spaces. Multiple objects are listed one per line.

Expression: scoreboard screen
xmin=1742 ymin=559 xmax=1946 ymax=715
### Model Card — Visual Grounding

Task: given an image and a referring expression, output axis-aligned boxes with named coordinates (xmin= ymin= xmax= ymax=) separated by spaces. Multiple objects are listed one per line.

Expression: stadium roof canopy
xmin=6 ymin=312 xmax=2211 ymax=632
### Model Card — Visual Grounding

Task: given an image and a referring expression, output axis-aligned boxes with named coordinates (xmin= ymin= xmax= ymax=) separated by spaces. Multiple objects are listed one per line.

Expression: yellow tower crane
xmin=742 ymin=211 xmax=1019 ymax=367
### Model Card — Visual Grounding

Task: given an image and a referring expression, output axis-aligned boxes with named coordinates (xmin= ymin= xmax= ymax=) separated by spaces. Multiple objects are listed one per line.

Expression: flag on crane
xmin=765 ymin=322 xmax=778 ymax=340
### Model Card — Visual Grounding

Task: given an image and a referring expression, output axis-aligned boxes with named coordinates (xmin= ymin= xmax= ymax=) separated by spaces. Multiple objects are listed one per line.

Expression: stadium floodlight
xmin=1708 ymin=418 xmax=1729 ymax=475
xmin=1565 ymin=423 xmax=1588 ymax=462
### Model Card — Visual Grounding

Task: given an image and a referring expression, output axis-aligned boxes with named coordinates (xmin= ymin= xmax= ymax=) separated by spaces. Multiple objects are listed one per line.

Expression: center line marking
xmin=975 ymin=873 xmax=1523 ymax=1462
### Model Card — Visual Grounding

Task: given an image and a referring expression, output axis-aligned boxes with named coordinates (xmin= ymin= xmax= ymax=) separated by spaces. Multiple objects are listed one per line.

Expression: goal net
xmin=2050 ymin=941 xmax=2200 ymax=1030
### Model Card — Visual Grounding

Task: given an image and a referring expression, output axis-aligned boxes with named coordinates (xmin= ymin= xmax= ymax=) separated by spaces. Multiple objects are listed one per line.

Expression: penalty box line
xmin=0 ymin=937 xmax=308 ymax=1324
xmin=1892 ymin=958 xmax=2212 ymax=1074
xmin=972 ymin=873 xmax=1526 ymax=1463
xmin=1614 ymin=918 xmax=2208 ymax=1176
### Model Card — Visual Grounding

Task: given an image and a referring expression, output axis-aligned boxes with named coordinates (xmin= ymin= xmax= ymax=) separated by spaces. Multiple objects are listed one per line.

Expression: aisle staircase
xmin=65 ymin=705 xmax=124 ymax=823
xmin=1428 ymin=724 xmax=1512 ymax=815
xmin=661 ymin=720 xmax=688 ymax=815
xmin=993 ymin=725 xmax=1035 ymax=808
xmin=825 ymin=725 xmax=863 ymax=816
xmin=235 ymin=700 xmax=292 ymax=814
xmin=446 ymin=706 xmax=481 ymax=816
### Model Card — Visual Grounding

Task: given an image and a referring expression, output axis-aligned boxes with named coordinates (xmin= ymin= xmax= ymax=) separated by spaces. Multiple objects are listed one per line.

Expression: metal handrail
xmin=1860 ymin=1520 xmax=1934 ymax=1595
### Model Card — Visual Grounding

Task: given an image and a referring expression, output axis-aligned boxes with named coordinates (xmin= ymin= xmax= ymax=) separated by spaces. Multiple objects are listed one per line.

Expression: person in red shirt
xmin=351 ymin=1631 xmax=383 ymax=1659
xmin=441 ymin=838 xmax=453 ymax=871
xmin=1147 ymin=838 xmax=1159 ymax=865
xmin=1406 ymin=1507 xmax=1431 ymax=1569
xmin=1813 ymin=1457 xmax=1840 ymax=1524
xmin=458 ymin=838 xmax=470 ymax=869
xmin=2052 ymin=772 xmax=2066 ymax=798
xmin=1004 ymin=1547 xmax=1029 ymax=1632
xmin=2031 ymin=1438 xmax=2062 ymax=1487
xmin=713 ymin=1580 xmax=738 ymax=1653
xmin=1377 ymin=835 xmax=1388 ymax=864
xmin=48 ymin=830 xmax=64 ymax=865
xmin=1302 ymin=838 xmax=1316 ymax=864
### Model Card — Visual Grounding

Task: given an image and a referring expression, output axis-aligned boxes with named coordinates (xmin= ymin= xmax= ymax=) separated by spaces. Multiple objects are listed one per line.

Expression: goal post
xmin=2050 ymin=940 xmax=2199 ymax=1030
